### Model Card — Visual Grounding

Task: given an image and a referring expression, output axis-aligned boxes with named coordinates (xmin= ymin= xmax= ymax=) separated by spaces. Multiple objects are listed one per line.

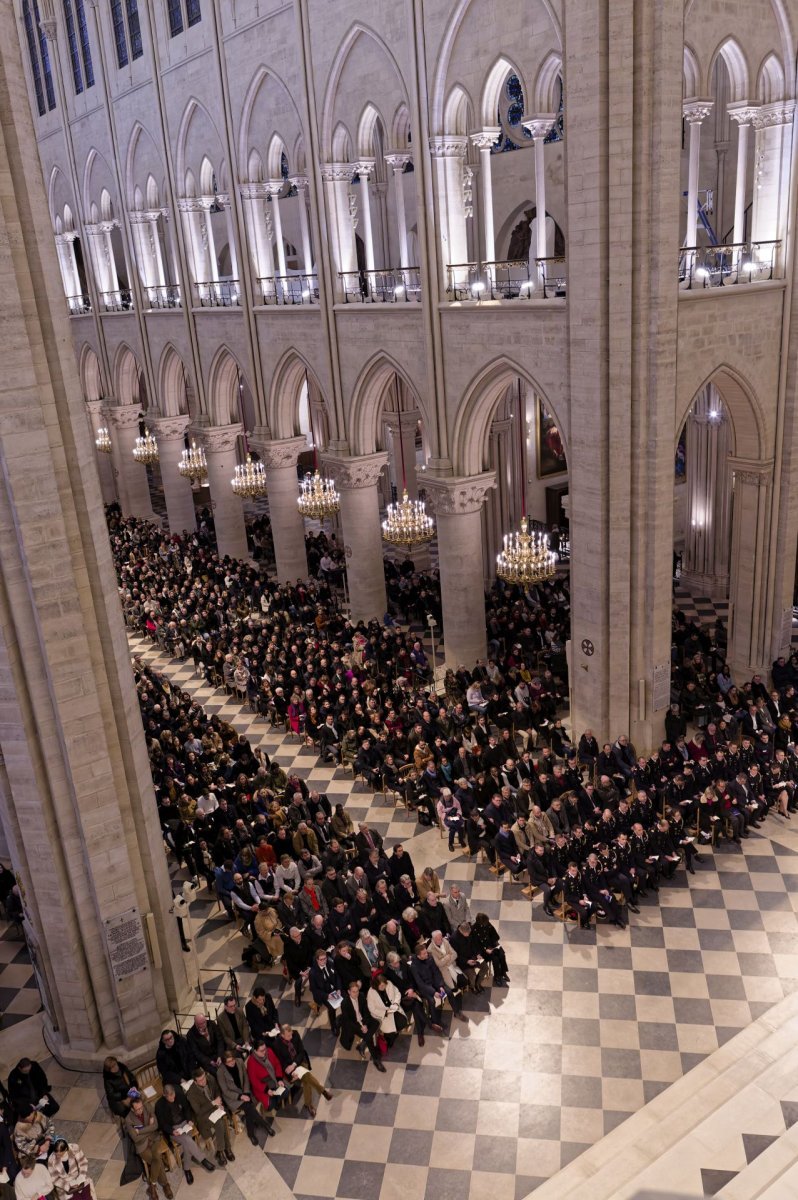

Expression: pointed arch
xmin=157 ymin=344 xmax=192 ymax=417
xmin=114 ymin=344 xmax=142 ymax=408
xmin=237 ymin=64 xmax=305 ymax=178
xmin=175 ymin=97 xmax=226 ymax=196
xmin=443 ymin=84 xmax=473 ymax=136
xmin=757 ymin=52 xmax=786 ymax=103
xmin=683 ymin=44 xmax=701 ymax=99
xmin=79 ymin=344 xmax=103 ymax=402
xmin=453 ymin=356 xmax=567 ymax=477
xmin=390 ymin=103 xmax=411 ymax=151
xmin=708 ymin=37 xmax=750 ymax=103
xmin=207 ymin=347 xmax=247 ymax=427
xmin=676 ymin=363 xmax=765 ymax=459
xmin=534 ymin=52 xmax=562 ymax=114
xmin=481 ymin=55 xmax=528 ymax=128
xmin=266 ymin=133 xmax=287 ymax=181
xmin=332 ymin=122 xmax=353 ymax=162
xmin=348 ymin=351 xmax=429 ymax=457
xmin=357 ymin=103 xmax=385 ymax=159
xmin=125 ymin=121 xmax=167 ymax=209
xmin=320 ymin=23 xmax=409 ymax=158
xmin=268 ymin=349 xmax=331 ymax=441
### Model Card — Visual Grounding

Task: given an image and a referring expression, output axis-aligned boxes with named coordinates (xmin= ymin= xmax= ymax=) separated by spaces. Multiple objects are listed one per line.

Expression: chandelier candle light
xmin=297 ymin=390 xmax=340 ymax=519
xmin=496 ymin=382 xmax=557 ymax=584
xmin=382 ymin=415 xmax=434 ymax=551
xmin=178 ymin=440 xmax=208 ymax=486
xmin=95 ymin=427 xmax=112 ymax=454
xmin=231 ymin=447 xmax=267 ymax=499
xmin=132 ymin=427 xmax=159 ymax=466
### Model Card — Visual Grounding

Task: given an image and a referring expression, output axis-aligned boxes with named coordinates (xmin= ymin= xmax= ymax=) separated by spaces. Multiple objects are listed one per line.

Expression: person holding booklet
xmin=269 ymin=1026 xmax=333 ymax=1118
xmin=154 ymin=1083 xmax=217 ymax=1184
xmin=184 ymin=1069 xmax=234 ymax=1168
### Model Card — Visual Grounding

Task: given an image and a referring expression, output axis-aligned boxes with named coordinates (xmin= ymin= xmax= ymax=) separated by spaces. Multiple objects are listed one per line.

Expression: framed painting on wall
xmin=536 ymin=398 xmax=567 ymax=478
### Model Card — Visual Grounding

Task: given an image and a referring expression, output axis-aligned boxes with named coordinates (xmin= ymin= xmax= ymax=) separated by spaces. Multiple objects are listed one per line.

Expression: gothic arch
xmin=157 ymin=345 xmax=192 ymax=418
xmin=481 ymin=55 xmax=529 ymax=128
xmin=443 ymin=84 xmax=474 ymax=136
xmin=683 ymin=44 xmax=701 ymax=97
xmin=534 ymin=52 xmax=562 ymax=114
xmin=175 ymin=97 xmax=226 ymax=196
xmin=331 ymin=122 xmax=353 ymax=162
xmin=320 ymin=24 xmax=409 ymax=159
xmin=237 ymin=65 xmax=304 ymax=178
xmin=125 ymin=122 xmax=167 ymax=209
xmin=348 ymin=352 xmax=429 ymax=458
xmin=390 ymin=103 xmax=411 ymax=150
xmin=114 ymin=344 xmax=142 ymax=408
xmin=79 ymin=344 xmax=102 ymax=402
xmin=357 ymin=103 xmax=385 ymax=160
xmin=453 ymin=357 xmax=567 ymax=477
xmin=82 ymin=147 xmax=118 ymax=217
xmin=267 ymin=350 xmax=330 ymax=441
xmin=757 ymin=52 xmax=786 ymax=102
xmin=207 ymin=347 xmax=246 ymax=427
xmin=675 ymin=364 xmax=766 ymax=459
xmin=708 ymin=37 xmax=750 ymax=102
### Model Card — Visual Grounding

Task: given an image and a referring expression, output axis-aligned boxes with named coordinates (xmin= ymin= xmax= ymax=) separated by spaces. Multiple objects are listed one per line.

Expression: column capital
xmin=385 ymin=153 xmax=412 ymax=171
xmin=105 ymin=404 xmax=142 ymax=428
xmin=522 ymin=113 xmax=557 ymax=140
xmin=248 ymin=434 xmax=307 ymax=469
xmin=384 ymin=410 xmax=420 ymax=434
xmin=201 ymin=423 xmax=243 ymax=454
xmin=752 ymin=100 xmax=796 ymax=129
xmin=729 ymin=457 xmax=774 ymax=485
xmin=470 ymin=128 xmax=501 ymax=152
xmin=727 ymin=102 xmax=759 ymax=127
xmin=176 ymin=197 xmax=206 ymax=213
xmin=354 ymin=158 xmax=376 ymax=179
xmin=320 ymin=452 xmax=387 ymax=490
xmin=148 ymin=414 xmax=191 ymax=440
xmin=38 ymin=16 xmax=57 ymax=41
xmin=264 ymin=180 xmax=285 ymax=198
xmin=320 ymin=162 xmax=354 ymax=182
xmin=682 ymin=98 xmax=714 ymax=124
xmin=428 ymin=136 xmax=468 ymax=159
xmin=423 ymin=471 xmax=497 ymax=515
xmin=84 ymin=398 xmax=105 ymax=418
xmin=239 ymin=181 xmax=268 ymax=200
xmin=128 ymin=209 xmax=165 ymax=224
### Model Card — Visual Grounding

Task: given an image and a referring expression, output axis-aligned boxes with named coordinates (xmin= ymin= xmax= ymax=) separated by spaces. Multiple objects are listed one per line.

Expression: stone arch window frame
xmin=62 ymin=0 xmax=94 ymax=94
xmin=109 ymin=0 xmax=143 ymax=69
xmin=167 ymin=0 xmax=201 ymax=38
xmin=22 ymin=0 xmax=56 ymax=116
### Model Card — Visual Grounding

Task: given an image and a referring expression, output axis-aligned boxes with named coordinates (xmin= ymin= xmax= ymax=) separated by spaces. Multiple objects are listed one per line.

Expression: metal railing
xmin=338 ymin=267 xmax=422 ymax=303
xmin=192 ymin=279 xmax=241 ymax=308
xmin=679 ymin=240 xmax=781 ymax=289
xmin=144 ymin=283 xmax=182 ymax=309
xmin=257 ymin=273 xmax=319 ymax=306
xmin=66 ymin=293 xmax=92 ymax=315
xmin=446 ymin=257 xmax=567 ymax=301
xmin=99 ymin=288 xmax=134 ymax=312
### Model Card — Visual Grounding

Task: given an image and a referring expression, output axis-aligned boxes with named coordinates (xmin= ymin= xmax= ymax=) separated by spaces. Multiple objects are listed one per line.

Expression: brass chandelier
xmin=231 ymin=452 xmax=267 ymax=499
xmin=297 ymin=391 xmax=340 ymax=519
xmin=496 ymin=382 xmax=556 ymax=584
xmin=95 ymin=427 xmax=112 ymax=454
xmin=178 ymin=441 xmax=208 ymax=485
xmin=382 ymin=414 xmax=434 ymax=551
xmin=132 ymin=429 xmax=159 ymax=465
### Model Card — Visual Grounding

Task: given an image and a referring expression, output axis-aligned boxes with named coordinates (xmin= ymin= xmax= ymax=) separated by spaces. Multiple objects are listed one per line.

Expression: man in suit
xmin=185 ymin=1067 xmax=234 ymax=1167
xmin=308 ymin=949 xmax=342 ymax=1032
xmin=408 ymin=942 xmax=467 ymax=1023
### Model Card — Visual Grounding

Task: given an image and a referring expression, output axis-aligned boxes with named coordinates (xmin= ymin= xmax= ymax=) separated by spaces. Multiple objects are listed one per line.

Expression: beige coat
xmin=366 ymin=980 xmax=403 ymax=1033
xmin=427 ymin=935 xmax=459 ymax=988
xmin=528 ymin=812 xmax=555 ymax=845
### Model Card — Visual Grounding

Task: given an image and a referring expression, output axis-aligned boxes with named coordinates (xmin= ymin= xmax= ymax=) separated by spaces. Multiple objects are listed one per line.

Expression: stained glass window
xmin=63 ymin=0 xmax=83 ymax=93
xmin=22 ymin=0 xmax=46 ymax=115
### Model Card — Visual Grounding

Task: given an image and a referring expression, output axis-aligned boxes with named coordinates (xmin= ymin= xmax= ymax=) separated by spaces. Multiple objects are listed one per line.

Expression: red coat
xmin=245 ymin=1049 xmax=283 ymax=1109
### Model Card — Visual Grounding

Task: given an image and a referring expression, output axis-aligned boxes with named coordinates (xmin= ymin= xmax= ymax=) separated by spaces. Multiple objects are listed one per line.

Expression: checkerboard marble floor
xmin=0 ymin=920 xmax=42 ymax=1028
xmin=113 ymin=632 xmax=798 ymax=1199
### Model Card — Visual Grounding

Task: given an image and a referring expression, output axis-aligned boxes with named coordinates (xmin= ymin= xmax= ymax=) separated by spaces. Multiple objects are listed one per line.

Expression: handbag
xmin=70 ymin=1186 xmax=93 ymax=1200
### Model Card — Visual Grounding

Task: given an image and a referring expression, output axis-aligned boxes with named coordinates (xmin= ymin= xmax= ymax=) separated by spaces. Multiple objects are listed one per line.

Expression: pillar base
xmin=678 ymin=570 xmax=729 ymax=601
xmin=42 ymin=994 xmax=193 ymax=1072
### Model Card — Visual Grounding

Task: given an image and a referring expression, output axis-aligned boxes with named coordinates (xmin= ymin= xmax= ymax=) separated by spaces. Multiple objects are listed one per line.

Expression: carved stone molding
xmin=423 ymin=471 xmax=497 ymax=515
xmin=39 ymin=17 xmax=57 ymax=41
xmin=385 ymin=153 xmax=412 ymax=171
xmin=522 ymin=114 xmax=557 ymax=140
xmin=240 ymin=182 xmax=268 ymax=201
xmin=148 ymin=414 xmax=191 ymax=441
xmin=470 ymin=128 xmax=501 ymax=152
xmin=384 ymin=410 xmax=420 ymax=434
xmin=264 ymin=180 xmax=285 ymax=198
xmin=320 ymin=452 xmax=388 ymax=490
xmin=752 ymin=101 xmax=796 ymax=129
xmin=428 ymin=136 xmax=468 ymax=159
xmin=176 ymin=197 xmax=205 ymax=213
xmin=729 ymin=458 xmax=774 ymax=487
xmin=201 ymin=423 xmax=243 ymax=454
xmin=321 ymin=163 xmax=354 ymax=183
xmin=289 ymin=175 xmax=309 ymax=191
xmin=682 ymin=99 xmax=714 ymax=124
xmin=105 ymin=404 xmax=142 ymax=428
xmin=354 ymin=158 xmax=376 ymax=179
xmin=128 ymin=209 xmax=166 ymax=224
xmin=727 ymin=103 xmax=760 ymax=127
xmin=249 ymin=434 xmax=307 ymax=469
xmin=84 ymin=399 xmax=105 ymax=418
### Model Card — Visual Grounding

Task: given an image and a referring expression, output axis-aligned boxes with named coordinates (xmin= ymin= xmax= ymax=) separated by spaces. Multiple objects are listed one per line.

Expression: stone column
xmin=320 ymin=163 xmax=358 ymax=282
xmin=425 ymin=473 xmax=496 ymax=669
xmin=681 ymin=391 xmax=731 ymax=597
xmin=728 ymin=104 xmax=758 ymax=249
xmin=750 ymin=102 xmax=795 ymax=271
xmin=54 ymin=231 xmax=80 ymax=306
xmin=385 ymin=411 xmax=420 ymax=500
xmin=84 ymin=399 xmax=117 ymax=505
xmin=128 ymin=210 xmax=166 ymax=298
xmin=0 ymin=1 xmax=192 ymax=1064
xmin=105 ymin=404 xmax=155 ymax=521
xmin=240 ymin=183 xmax=274 ymax=297
xmin=322 ymin=453 xmax=388 ymax=622
xmin=470 ymin=130 xmax=500 ymax=268
xmin=148 ymin=415 xmax=196 ymax=535
xmin=265 ymin=182 xmax=288 ymax=281
xmin=682 ymin=100 xmax=713 ymax=251
xmin=249 ymin=433 xmax=308 ymax=583
xmin=524 ymin=116 xmax=557 ymax=284
xmin=177 ymin=197 xmax=210 ymax=290
xmin=201 ymin=423 xmax=250 ymax=561
xmin=728 ymin=461 xmax=774 ymax=676
xmin=355 ymin=160 xmax=377 ymax=273
xmin=429 ymin=137 xmax=469 ymax=289
xmin=289 ymin=175 xmax=314 ymax=276
xmin=385 ymin=154 xmax=412 ymax=269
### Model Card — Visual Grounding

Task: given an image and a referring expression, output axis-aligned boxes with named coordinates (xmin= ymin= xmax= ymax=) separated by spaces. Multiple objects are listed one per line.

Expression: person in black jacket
xmin=560 ymin=863 xmax=596 ymax=929
xmin=308 ymin=949 xmax=342 ymax=1032
xmin=186 ymin=1014 xmax=225 ymax=1075
xmin=408 ymin=943 xmax=466 ymax=1022
xmin=472 ymin=912 xmax=509 ymax=985
xmin=245 ymin=987 xmax=279 ymax=1042
xmin=339 ymin=982 xmax=385 ymax=1072
xmin=383 ymin=951 xmax=436 ymax=1044
xmin=155 ymin=1083 xmax=216 ymax=1184
xmin=102 ymin=1056 xmax=139 ymax=1119
xmin=7 ymin=1059 xmax=59 ymax=1118
xmin=282 ymin=926 xmax=314 ymax=1005
xmin=155 ymin=1029 xmax=196 ymax=1087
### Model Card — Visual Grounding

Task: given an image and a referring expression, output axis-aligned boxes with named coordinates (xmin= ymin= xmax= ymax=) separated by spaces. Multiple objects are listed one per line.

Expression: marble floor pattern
xmin=94 ymin=631 xmax=798 ymax=1200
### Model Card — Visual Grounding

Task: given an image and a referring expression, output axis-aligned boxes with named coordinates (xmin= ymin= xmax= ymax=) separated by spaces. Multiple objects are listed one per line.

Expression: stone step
xmin=717 ymin=1125 xmax=798 ymax=1199
xmin=527 ymin=989 xmax=798 ymax=1200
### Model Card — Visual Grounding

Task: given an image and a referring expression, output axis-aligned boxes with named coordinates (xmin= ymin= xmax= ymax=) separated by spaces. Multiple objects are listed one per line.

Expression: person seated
xmin=217 ymin=996 xmax=250 ymax=1055
xmin=155 ymin=1083 xmax=217 ymax=1184
xmin=124 ymin=1095 xmax=174 ymax=1198
xmin=155 ymin=1029 xmax=195 ymax=1087
xmin=13 ymin=1107 xmax=54 ymax=1163
xmin=216 ymin=1050 xmax=274 ymax=1146
xmin=12 ymin=1157 xmax=54 ymax=1200
xmin=269 ymin=1024 xmax=333 ymax=1118
xmin=184 ymin=1068 xmax=234 ymax=1169
xmin=449 ymin=922 xmax=490 ymax=992
xmin=472 ymin=912 xmax=510 ymax=986
xmin=102 ymin=1056 xmax=138 ymax=1120
xmin=408 ymin=942 xmax=467 ymax=1023
xmin=366 ymin=974 xmax=409 ymax=1050
xmin=339 ymin=981 xmax=386 ymax=1072
xmin=308 ymin=949 xmax=343 ymax=1032
xmin=7 ymin=1060 xmax=59 ymax=1119
xmin=244 ymin=1041 xmax=282 ymax=1127
xmin=186 ymin=1014 xmax=225 ymax=1076
xmin=245 ymin=987 xmax=279 ymax=1043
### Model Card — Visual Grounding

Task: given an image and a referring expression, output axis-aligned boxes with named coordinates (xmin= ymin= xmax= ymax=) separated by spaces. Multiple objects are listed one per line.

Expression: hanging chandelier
xmin=497 ymin=382 xmax=556 ymax=584
xmin=382 ymin=413 xmax=434 ymax=551
xmin=231 ymin=453 xmax=267 ymax=499
xmin=298 ymin=471 xmax=340 ymax=519
xmin=95 ymin=427 xmax=112 ymax=454
xmin=297 ymin=384 xmax=340 ymax=519
xmin=497 ymin=516 xmax=556 ymax=584
xmin=178 ymin=441 xmax=208 ymax=485
xmin=132 ymin=429 xmax=159 ymax=465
